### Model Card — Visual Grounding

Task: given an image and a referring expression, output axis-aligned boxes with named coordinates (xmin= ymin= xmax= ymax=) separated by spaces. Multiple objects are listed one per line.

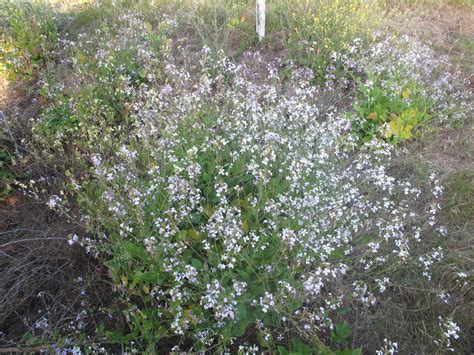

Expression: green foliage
xmin=76 ymin=110 xmax=304 ymax=350
xmin=349 ymin=73 xmax=432 ymax=143
xmin=0 ymin=1 xmax=60 ymax=79
xmin=330 ymin=321 xmax=352 ymax=346
xmin=0 ymin=149 xmax=13 ymax=200
xmin=34 ymin=15 xmax=168 ymax=149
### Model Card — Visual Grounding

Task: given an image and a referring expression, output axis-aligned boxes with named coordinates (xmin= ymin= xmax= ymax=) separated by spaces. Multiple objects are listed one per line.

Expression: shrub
xmin=0 ymin=2 xmax=60 ymax=79
xmin=349 ymin=73 xmax=431 ymax=143
xmin=45 ymin=42 xmax=450 ymax=351
xmin=33 ymin=11 xmax=171 ymax=149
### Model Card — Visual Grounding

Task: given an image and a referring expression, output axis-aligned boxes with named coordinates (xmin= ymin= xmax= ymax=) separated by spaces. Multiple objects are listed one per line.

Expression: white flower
xmin=68 ymin=234 xmax=79 ymax=245
xmin=47 ymin=195 xmax=61 ymax=209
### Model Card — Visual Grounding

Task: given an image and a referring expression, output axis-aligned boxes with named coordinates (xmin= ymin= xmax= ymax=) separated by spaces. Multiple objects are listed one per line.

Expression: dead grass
xmin=443 ymin=169 xmax=474 ymax=226
xmin=0 ymin=192 xmax=118 ymax=349
xmin=382 ymin=0 xmax=474 ymax=71
xmin=410 ymin=124 xmax=474 ymax=174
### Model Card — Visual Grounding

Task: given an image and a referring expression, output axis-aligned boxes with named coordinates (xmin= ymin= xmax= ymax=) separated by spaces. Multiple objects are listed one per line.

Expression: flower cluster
xmin=56 ymin=41 xmax=452 ymax=349
xmin=16 ymin=6 xmax=467 ymax=352
xmin=435 ymin=317 xmax=461 ymax=352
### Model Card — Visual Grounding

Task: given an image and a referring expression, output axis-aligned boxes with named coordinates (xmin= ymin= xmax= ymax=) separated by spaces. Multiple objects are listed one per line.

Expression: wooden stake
xmin=256 ymin=0 xmax=265 ymax=41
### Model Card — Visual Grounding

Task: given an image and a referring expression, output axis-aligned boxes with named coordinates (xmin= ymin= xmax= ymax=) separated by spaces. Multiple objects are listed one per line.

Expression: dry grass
xmin=0 ymin=192 xmax=115 ymax=348
xmin=382 ymin=0 xmax=474 ymax=67
xmin=354 ymin=2 xmax=474 ymax=352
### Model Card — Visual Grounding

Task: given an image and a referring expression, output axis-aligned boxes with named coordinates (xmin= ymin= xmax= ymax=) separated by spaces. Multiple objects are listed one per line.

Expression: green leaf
xmin=191 ymin=258 xmax=203 ymax=270
xmin=231 ymin=319 xmax=249 ymax=337
xmin=190 ymin=212 xmax=203 ymax=224
xmin=129 ymin=271 xmax=161 ymax=289
xmin=330 ymin=321 xmax=351 ymax=345
xmin=289 ymin=298 xmax=302 ymax=312
xmin=291 ymin=338 xmax=312 ymax=352
xmin=257 ymin=332 xmax=270 ymax=348
xmin=123 ymin=241 xmax=147 ymax=260
xmin=141 ymin=271 xmax=161 ymax=283
xmin=229 ymin=17 xmax=240 ymax=27
xmin=336 ymin=307 xmax=350 ymax=315
xmin=139 ymin=69 xmax=147 ymax=79
xmin=106 ymin=329 xmax=125 ymax=342
xmin=96 ymin=322 xmax=105 ymax=335
xmin=187 ymin=229 xmax=202 ymax=241
xmin=236 ymin=303 xmax=248 ymax=320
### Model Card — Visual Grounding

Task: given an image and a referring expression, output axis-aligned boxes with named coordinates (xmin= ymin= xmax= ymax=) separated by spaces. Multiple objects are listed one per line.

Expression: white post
xmin=256 ymin=0 xmax=265 ymax=41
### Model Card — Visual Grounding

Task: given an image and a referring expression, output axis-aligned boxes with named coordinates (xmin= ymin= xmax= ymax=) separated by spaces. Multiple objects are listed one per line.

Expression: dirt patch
xmin=0 ymin=191 xmax=118 ymax=349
